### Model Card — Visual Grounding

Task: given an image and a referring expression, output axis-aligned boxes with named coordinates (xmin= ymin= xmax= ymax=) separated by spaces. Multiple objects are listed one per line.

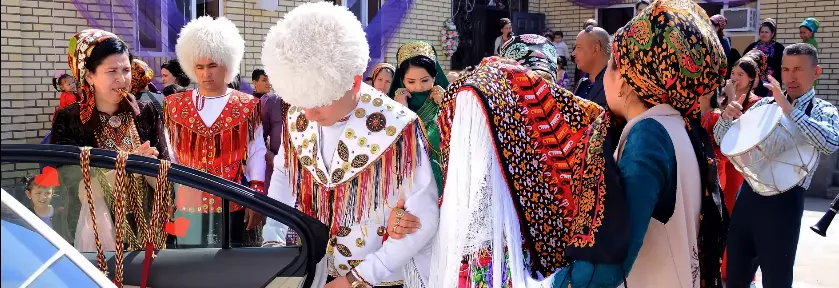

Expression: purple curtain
xmin=72 ymin=0 xmax=412 ymax=91
xmin=363 ymin=0 xmax=413 ymax=77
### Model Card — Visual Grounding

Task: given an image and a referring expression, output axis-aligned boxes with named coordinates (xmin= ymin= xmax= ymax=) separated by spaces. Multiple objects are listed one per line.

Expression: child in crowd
xmin=52 ymin=73 xmax=78 ymax=119
xmin=553 ymin=31 xmax=570 ymax=60
xmin=22 ymin=166 xmax=60 ymax=228
xmin=557 ymin=56 xmax=570 ymax=90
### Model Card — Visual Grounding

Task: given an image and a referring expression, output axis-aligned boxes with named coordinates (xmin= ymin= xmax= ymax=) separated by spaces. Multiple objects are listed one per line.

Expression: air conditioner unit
xmin=722 ymin=8 xmax=758 ymax=32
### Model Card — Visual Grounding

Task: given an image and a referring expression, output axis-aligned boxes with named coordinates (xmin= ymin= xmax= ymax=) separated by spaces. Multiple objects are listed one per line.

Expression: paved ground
xmin=751 ymin=197 xmax=838 ymax=288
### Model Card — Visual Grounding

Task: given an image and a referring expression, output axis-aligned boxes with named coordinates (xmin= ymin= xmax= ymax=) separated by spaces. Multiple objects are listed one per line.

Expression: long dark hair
xmin=731 ymin=55 xmax=760 ymax=108
xmin=396 ymin=56 xmax=438 ymax=81
xmin=161 ymin=59 xmax=191 ymax=87
xmin=83 ymin=37 xmax=140 ymax=131
xmin=500 ymin=18 xmax=512 ymax=37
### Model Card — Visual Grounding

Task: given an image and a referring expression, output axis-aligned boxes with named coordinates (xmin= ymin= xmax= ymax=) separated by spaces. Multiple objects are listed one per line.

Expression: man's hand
xmin=723 ymin=93 xmax=747 ymax=121
xmin=765 ymin=75 xmax=793 ymax=115
xmin=325 ymin=276 xmax=351 ymax=288
xmin=386 ymin=200 xmax=421 ymax=239
xmin=244 ymin=208 xmax=264 ymax=230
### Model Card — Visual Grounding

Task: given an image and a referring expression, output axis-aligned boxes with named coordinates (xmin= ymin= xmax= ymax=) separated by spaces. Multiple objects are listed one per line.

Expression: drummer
xmin=714 ymin=43 xmax=839 ymax=288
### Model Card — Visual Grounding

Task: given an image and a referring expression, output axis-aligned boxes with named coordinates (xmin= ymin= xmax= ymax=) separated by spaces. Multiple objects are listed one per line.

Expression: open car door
xmin=1 ymin=144 xmax=329 ymax=288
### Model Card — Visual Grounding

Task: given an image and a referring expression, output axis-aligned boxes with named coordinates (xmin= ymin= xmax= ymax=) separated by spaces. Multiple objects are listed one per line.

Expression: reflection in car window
xmin=29 ymin=256 xmax=98 ymax=288
xmin=4 ymin=161 xmax=300 ymax=255
xmin=2 ymin=202 xmax=61 ymax=287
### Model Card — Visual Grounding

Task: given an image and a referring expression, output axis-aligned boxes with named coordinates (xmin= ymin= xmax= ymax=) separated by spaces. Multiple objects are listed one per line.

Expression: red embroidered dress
xmin=164 ymin=90 xmax=262 ymax=213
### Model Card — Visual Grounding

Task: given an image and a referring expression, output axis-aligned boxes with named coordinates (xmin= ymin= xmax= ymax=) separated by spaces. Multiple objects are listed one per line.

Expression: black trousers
xmin=725 ymin=183 xmax=805 ymax=288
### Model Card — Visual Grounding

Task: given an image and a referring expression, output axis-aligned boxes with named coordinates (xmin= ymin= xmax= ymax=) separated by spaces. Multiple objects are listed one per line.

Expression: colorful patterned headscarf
xmin=613 ymin=1 xmax=727 ymax=119
xmin=800 ymin=17 xmax=819 ymax=33
xmin=371 ymin=62 xmax=395 ymax=81
xmin=569 ymin=1 xmax=727 ymax=286
xmin=760 ymin=18 xmax=777 ymax=40
xmin=710 ymin=14 xmax=726 ymax=29
xmin=68 ymin=29 xmax=124 ymax=124
xmin=499 ymin=34 xmax=559 ymax=82
xmin=131 ymin=59 xmax=154 ymax=95
xmin=743 ymin=49 xmax=769 ymax=81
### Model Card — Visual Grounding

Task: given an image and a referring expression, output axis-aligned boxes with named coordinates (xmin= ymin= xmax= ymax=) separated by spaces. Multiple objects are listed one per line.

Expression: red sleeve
xmin=58 ymin=92 xmax=77 ymax=109
xmin=702 ymin=111 xmax=722 ymax=144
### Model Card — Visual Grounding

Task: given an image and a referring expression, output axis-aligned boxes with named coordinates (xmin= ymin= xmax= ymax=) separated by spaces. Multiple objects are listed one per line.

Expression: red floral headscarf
xmin=131 ymin=59 xmax=154 ymax=95
xmin=68 ymin=29 xmax=125 ymax=124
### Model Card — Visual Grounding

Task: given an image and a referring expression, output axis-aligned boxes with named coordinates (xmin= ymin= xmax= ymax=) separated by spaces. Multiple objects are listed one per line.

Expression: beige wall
xmin=536 ymin=0 xmax=838 ymax=104
xmin=0 ymin=0 xmax=450 ymax=186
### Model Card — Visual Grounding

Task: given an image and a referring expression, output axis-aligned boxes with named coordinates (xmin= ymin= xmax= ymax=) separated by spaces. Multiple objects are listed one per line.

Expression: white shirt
xmin=554 ymin=41 xmax=570 ymax=59
xmin=164 ymin=88 xmax=267 ymax=182
xmin=264 ymin=113 xmax=439 ymax=286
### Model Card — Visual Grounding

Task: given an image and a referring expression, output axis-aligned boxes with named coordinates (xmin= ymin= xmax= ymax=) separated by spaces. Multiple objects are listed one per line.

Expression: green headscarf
xmin=387 ymin=40 xmax=448 ymax=194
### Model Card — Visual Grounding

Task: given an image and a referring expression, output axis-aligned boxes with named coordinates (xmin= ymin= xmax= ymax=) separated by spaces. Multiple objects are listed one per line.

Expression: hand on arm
xmin=354 ymin=137 xmax=440 ymax=285
xmin=385 ymin=200 xmax=421 ymax=239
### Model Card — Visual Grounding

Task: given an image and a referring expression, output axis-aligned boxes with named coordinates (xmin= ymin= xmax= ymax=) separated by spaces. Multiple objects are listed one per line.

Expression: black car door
xmin=1 ymin=144 xmax=328 ymax=288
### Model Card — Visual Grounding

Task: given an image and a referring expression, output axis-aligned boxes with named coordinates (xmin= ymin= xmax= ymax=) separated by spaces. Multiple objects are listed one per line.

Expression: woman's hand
xmin=132 ymin=141 xmax=159 ymax=158
xmin=722 ymin=79 xmax=736 ymax=104
xmin=723 ymin=93 xmax=747 ymax=121
xmin=395 ymin=88 xmax=410 ymax=106
xmin=431 ymin=85 xmax=445 ymax=104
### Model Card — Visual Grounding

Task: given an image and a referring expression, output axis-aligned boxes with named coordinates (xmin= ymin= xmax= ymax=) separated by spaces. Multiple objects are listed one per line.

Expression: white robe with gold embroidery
xmin=264 ymin=84 xmax=439 ymax=287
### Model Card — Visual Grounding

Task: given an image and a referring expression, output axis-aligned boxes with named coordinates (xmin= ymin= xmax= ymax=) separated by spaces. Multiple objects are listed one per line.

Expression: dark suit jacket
xmin=574 ymin=68 xmax=607 ymax=108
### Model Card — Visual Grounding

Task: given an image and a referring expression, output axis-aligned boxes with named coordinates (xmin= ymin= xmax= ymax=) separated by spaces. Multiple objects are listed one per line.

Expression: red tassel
xmin=140 ymin=241 xmax=154 ymax=288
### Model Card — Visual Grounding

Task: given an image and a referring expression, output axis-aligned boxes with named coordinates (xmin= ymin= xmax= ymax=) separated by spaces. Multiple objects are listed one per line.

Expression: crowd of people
xmin=22 ymin=0 xmax=839 ymax=287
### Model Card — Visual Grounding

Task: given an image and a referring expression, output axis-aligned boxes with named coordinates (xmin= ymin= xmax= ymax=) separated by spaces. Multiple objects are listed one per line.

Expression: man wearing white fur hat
xmin=260 ymin=2 xmax=439 ymax=288
xmin=164 ymin=16 xmax=267 ymax=248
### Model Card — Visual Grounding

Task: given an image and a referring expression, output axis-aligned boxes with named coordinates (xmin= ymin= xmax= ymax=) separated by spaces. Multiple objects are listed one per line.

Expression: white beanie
xmin=261 ymin=2 xmax=370 ymax=108
xmin=176 ymin=16 xmax=245 ymax=84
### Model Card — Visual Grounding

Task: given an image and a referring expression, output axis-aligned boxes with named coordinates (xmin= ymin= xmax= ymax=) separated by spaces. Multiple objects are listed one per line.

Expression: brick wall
xmin=759 ymin=0 xmax=838 ymax=104
xmin=0 ymin=0 xmax=449 ymax=186
xmin=535 ymin=0 xmax=839 ymax=105
xmin=384 ymin=0 xmax=453 ymax=69
xmin=1 ymin=0 xmax=135 ymax=186
xmin=226 ymin=0 xmax=452 ymax=84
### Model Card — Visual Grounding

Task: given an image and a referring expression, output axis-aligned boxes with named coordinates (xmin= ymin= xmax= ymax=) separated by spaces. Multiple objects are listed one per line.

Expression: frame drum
xmin=720 ymin=104 xmax=819 ymax=196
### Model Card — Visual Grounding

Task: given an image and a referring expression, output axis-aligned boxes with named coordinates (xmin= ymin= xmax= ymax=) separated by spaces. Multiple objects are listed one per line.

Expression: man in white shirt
xmin=163 ymin=16 xmax=267 ymax=248
xmin=260 ymin=3 xmax=439 ymax=288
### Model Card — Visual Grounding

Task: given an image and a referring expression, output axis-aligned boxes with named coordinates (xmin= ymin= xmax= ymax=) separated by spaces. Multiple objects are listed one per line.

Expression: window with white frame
xmin=329 ymin=0 xmax=382 ymax=27
xmin=133 ymin=0 xmax=224 ymax=57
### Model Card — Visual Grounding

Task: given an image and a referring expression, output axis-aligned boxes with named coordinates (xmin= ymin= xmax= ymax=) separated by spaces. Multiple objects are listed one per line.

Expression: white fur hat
xmin=261 ymin=2 xmax=369 ymax=108
xmin=176 ymin=16 xmax=245 ymax=84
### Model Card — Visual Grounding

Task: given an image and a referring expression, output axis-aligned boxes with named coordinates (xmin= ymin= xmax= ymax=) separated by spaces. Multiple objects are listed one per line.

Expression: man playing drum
xmin=714 ymin=43 xmax=839 ymax=287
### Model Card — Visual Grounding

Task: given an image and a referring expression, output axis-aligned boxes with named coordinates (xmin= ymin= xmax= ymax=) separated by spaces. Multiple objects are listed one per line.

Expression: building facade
xmin=1 ymin=0 xmax=836 ymax=195
xmin=0 ymin=0 xmax=450 ymax=186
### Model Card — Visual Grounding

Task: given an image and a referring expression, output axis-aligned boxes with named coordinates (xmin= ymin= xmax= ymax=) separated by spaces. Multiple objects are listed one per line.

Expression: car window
xmin=1 ymin=201 xmax=98 ymax=288
xmin=29 ymin=256 xmax=98 ymax=288
xmin=2 ymin=159 xmax=300 ymax=256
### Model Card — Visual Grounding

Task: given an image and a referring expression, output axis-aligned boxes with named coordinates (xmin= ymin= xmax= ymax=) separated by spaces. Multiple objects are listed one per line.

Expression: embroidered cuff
xmin=249 ymin=181 xmax=265 ymax=194
xmin=350 ymin=268 xmax=372 ymax=287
